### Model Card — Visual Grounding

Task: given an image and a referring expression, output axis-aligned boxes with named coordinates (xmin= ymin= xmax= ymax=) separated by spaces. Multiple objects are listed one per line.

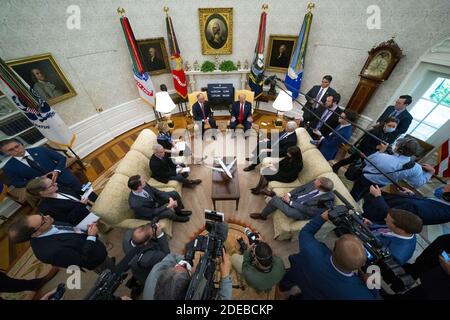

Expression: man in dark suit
xmin=362 ymin=184 xmax=450 ymax=225
xmin=9 ymin=214 xmax=111 ymax=271
xmin=192 ymin=93 xmax=218 ymax=139
xmin=302 ymin=75 xmax=337 ymax=124
xmin=313 ymin=111 xmax=358 ymax=161
xmin=385 ymin=234 xmax=450 ymax=300
xmin=307 ymin=94 xmax=344 ymax=140
xmin=26 ymin=176 xmax=90 ymax=226
xmin=122 ymin=222 xmax=170 ymax=296
xmin=250 ymin=177 xmax=335 ymax=220
xmin=127 ymin=174 xmax=191 ymax=222
xmin=230 ymin=93 xmax=253 ymax=136
xmin=149 ymin=144 xmax=201 ymax=187
xmin=244 ymin=121 xmax=298 ymax=172
xmin=376 ymin=95 xmax=413 ymax=142
xmin=0 ymin=138 xmax=83 ymax=191
xmin=279 ymin=211 xmax=379 ymax=300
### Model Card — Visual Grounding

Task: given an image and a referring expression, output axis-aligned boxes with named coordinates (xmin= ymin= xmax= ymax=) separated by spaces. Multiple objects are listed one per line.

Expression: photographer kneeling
xmin=231 ymin=240 xmax=285 ymax=292
xmin=142 ymin=248 xmax=232 ymax=300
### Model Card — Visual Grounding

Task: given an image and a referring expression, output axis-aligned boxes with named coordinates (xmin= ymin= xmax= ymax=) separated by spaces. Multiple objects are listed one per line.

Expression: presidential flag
xmin=166 ymin=12 xmax=188 ymax=99
xmin=0 ymin=57 xmax=75 ymax=146
xmin=284 ymin=8 xmax=313 ymax=99
xmin=435 ymin=138 xmax=450 ymax=177
xmin=248 ymin=7 xmax=268 ymax=99
xmin=119 ymin=11 xmax=156 ymax=106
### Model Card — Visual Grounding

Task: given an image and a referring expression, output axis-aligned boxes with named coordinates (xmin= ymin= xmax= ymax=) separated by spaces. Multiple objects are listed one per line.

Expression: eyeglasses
xmin=34 ymin=214 xmax=49 ymax=232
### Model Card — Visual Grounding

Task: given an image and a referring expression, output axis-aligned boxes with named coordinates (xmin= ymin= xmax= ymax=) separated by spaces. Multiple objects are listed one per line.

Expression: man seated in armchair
xmin=249 ymin=177 xmax=335 ymax=221
xmin=230 ymin=93 xmax=252 ymax=138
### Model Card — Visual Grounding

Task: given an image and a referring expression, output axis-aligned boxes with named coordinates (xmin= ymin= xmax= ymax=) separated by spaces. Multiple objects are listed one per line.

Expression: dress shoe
xmin=250 ymin=213 xmax=267 ymax=220
xmin=243 ymin=164 xmax=257 ymax=172
xmin=251 ymin=189 xmax=260 ymax=195
xmin=177 ymin=210 xmax=192 ymax=216
xmin=245 ymin=157 xmax=251 ymax=161
xmin=190 ymin=179 xmax=202 ymax=185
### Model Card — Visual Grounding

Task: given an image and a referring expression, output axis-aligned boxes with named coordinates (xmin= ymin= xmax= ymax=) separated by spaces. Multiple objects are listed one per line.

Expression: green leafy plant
xmin=219 ymin=60 xmax=237 ymax=72
xmin=201 ymin=61 xmax=216 ymax=72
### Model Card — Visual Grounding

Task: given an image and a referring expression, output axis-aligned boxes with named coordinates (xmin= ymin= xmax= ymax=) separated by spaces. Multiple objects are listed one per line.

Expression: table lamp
xmin=155 ymin=91 xmax=177 ymax=128
xmin=272 ymin=90 xmax=293 ymax=127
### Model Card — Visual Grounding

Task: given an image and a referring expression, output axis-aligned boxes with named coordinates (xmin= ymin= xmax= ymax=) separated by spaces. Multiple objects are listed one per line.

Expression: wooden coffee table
xmin=211 ymin=160 xmax=240 ymax=210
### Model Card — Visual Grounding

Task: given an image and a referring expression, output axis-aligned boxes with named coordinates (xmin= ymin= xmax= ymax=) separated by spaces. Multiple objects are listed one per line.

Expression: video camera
xmin=328 ymin=191 xmax=416 ymax=293
xmin=84 ymin=248 xmax=138 ymax=300
xmin=184 ymin=210 xmax=228 ymax=300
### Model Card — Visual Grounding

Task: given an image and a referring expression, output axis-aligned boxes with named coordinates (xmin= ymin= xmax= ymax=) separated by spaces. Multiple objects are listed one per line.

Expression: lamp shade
xmin=155 ymin=91 xmax=176 ymax=113
xmin=272 ymin=90 xmax=293 ymax=112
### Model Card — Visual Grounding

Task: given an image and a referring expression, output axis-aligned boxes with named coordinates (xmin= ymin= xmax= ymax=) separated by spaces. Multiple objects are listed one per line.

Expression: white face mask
xmin=384 ymin=127 xmax=396 ymax=133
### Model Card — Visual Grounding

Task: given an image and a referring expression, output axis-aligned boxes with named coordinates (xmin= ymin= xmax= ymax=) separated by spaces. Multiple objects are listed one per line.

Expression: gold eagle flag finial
xmin=117 ymin=7 xmax=126 ymax=17
xmin=164 ymin=6 xmax=170 ymax=16
xmin=307 ymin=2 xmax=315 ymax=12
xmin=262 ymin=4 xmax=269 ymax=11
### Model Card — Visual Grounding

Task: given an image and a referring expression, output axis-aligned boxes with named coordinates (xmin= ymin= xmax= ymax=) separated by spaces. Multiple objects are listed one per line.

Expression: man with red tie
xmin=230 ymin=93 xmax=253 ymax=138
xmin=192 ymin=93 xmax=218 ymax=139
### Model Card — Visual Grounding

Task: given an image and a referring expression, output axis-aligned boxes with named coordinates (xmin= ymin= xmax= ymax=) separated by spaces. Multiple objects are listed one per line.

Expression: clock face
xmin=363 ymin=50 xmax=392 ymax=78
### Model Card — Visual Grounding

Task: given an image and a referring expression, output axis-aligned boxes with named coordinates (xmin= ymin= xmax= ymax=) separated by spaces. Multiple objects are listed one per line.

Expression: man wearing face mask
xmin=332 ymin=117 xmax=399 ymax=173
xmin=362 ymin=184 xmax=450 ymax=225
xmin=376 ymin=95 xmax=413 ymax=142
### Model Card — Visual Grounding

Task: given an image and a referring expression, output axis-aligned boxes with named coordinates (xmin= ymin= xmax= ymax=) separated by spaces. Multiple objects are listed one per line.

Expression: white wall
xmin=1 ymin=0 xmax=449 ymax=154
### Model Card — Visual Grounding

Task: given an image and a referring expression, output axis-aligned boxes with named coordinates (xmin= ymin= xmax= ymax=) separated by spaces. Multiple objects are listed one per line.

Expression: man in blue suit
xmin=279 ymin=210 xmax=380 ymax=300
xmin=363 ymin=184 xmax=450 ymax=225
xmin=230 ymin=93 xmax=252 ymax=137
xmin=376 ymin=95 xmax=413 ymax=142
xmin=1 ymin=138 xmax=83 ymax=191
xmin=311 ymin=110 xmax=358 ymax=161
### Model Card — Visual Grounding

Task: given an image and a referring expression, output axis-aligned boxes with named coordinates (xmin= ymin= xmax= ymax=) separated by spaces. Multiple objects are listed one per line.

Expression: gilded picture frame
xmin=7 ymin=53 xmax=76 ymax=106
xmin=136 ymin=37 xmax=171 ymax=76
xmin=199 ymin=8 xmax=233 ymax=55
xmin=265 ymin=34 xmax=298 ymax=73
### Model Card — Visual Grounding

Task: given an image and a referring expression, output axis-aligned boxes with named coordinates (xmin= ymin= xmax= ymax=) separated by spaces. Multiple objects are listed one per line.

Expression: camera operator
xmin=142 ymin=248 xmax=232 ymax=300
xmin=363 ymin=205 xmax=423 ymax=265
xmin=122 ymin=222 xmax=170 ymax=298
xmin=279 ymin=211 xmax=380 ymax=300
xmin=231 ymin=240 xmax=285 ymax=292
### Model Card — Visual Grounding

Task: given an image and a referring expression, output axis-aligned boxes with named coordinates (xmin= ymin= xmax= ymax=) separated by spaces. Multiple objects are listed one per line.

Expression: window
xmin=407 ymin=77 xmax=450 ymax=141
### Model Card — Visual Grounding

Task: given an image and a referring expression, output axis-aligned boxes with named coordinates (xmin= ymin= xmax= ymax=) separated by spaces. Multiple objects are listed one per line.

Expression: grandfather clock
xmin=346 ymin=38 xmax=404 ymax=114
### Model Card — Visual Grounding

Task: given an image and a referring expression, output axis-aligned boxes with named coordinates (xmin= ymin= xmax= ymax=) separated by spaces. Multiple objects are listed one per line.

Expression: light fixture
xmin=155 ymin=91 xmax=177 ymax=128
xmin=272 ymin=90 xmax=293 ymax=127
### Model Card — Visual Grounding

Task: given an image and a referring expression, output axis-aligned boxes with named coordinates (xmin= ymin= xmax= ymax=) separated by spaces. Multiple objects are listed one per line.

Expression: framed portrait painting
xmin=136 ymin=37 xmax=171 ymax=76
xmin=266 ymin=35 xmax=298 ymax=73
xmin=7 ymin=53 xmax=76 ymax=105
xmin=199 ymin=8 xmax=233 ymax=55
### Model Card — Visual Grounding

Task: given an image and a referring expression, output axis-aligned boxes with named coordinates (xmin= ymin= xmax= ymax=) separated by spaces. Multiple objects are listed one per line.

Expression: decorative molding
xmin=69 ymin=99 xmax=155 ymax=158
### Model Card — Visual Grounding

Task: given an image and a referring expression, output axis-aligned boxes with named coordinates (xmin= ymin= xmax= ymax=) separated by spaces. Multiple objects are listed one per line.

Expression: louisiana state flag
xmin=284 ymin=10 xmax=313 ymax=99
